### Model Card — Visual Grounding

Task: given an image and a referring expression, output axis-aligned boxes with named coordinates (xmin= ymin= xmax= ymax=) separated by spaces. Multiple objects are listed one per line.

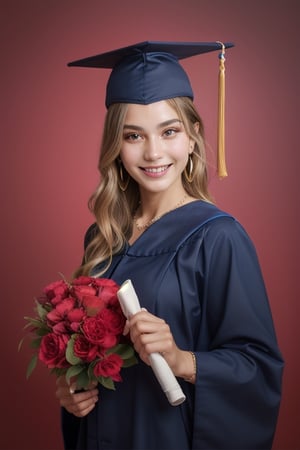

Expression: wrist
xmin=183 ymin=351 xmax=196 ymax=383
xmin=174 ymin=350 xmax=197 ymax=383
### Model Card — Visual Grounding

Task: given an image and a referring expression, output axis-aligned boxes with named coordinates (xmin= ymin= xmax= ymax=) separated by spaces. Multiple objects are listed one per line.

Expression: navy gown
xmin=62 ymin=200 xmax=283 ymax=450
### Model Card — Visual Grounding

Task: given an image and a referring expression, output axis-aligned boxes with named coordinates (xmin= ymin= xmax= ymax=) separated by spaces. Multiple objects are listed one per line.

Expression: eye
xmin=163 ymin=128 xmax=178 ymax=137
xmin=124 ymin=132 xmax=141 ymax=141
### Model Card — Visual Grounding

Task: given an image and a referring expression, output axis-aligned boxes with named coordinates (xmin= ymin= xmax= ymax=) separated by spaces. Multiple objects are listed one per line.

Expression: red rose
xmin=99 ymin=308 xmax=126 ymax=335
xmin=73 ymin=335 xmax=99 ymax=362
xmin=43 ymin=280 xmax=69 ymax=302
xmin=72 ymin=276 xmax=95 ymax=286
xmin=72 ymin=285 xmax=97 ymax=301
xmin=93 ymin=278 xmax=119 ymax=303
xmin=48 ymin=309 xmax=84 ymax=334
xmin=67 ymin=308 xmax=85 ymax=332
xmin=52 ymin=321 xmax=68 ymax=334
xmin=35 ymin=293 xmax=49 ymax=306
xmin=93 ymin=353 xmax=123 ymax=381
xmin=82 ymin=316 xmax=117 ymax=349
xmin=47 ymin=297 xmax=76 ymax=324
xmin=38 ymin=333 xmax=69 ymax=368
xmin=105 ymin=295 xmax=120 ymax=309
xmin=82 ymin=295 xmax=106 ymax=316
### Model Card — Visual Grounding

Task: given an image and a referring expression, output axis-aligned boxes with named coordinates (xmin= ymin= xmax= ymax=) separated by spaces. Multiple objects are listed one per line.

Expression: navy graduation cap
xmin=68 ymin=40 xmax=234 ymax=178
xmin=68 ymin=41 xmax=233 ymax=107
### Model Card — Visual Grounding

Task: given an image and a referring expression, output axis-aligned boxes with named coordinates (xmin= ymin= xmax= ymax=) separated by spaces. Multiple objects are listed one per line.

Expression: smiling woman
xmin=121 ymin=102 xmax=192 ymax=187
xmin=54 ymin=41 xmax=284 ymax=450
xmin=119 ymin=100 xmax=205 ymax=242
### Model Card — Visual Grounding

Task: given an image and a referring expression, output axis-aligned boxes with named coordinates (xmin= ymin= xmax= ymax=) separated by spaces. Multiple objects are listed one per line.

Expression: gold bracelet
xmin=184 ymin=351 xmax=197 ymax=382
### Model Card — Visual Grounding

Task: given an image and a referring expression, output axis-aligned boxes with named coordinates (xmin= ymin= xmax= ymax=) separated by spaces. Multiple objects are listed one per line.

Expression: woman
xmin=56 ymin=41 xmax=283 ymax=450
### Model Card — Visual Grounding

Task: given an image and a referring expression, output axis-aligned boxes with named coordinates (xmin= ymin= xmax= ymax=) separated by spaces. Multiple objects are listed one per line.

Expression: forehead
xmin=124 ymin=100 xmax=180 ymax=125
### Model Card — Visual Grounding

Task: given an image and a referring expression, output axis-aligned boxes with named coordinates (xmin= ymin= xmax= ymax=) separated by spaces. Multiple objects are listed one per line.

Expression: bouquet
xmin=20 ymin=275 xmax=137 ymax=390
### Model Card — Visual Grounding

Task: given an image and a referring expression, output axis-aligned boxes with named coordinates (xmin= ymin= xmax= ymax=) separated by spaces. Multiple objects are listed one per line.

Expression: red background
xmin=1 ymin=1 xmax=299 ymax=449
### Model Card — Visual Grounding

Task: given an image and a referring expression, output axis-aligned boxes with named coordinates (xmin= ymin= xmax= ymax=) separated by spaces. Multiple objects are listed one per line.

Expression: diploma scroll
xmin=117 ymin=279 xmax=186 ymax=406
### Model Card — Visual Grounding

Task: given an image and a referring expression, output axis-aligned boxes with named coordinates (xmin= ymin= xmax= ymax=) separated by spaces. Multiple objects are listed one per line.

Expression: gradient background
xmin=1 ymin=1 xmax=299 ymax=449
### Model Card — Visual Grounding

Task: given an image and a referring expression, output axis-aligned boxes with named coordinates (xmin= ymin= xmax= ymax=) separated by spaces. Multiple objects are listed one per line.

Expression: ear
xmin=193 ymin=121 xmax=200 ymax=133
xmin=189 ymin=122 xmax=199 ymax=154
xmin=188 ymin=142 xmax=195 ymax=155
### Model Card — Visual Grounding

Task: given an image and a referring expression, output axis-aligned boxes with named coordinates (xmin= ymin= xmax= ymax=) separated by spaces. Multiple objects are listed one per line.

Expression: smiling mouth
xmin=142 ymin=164 xmax=171 ymax=174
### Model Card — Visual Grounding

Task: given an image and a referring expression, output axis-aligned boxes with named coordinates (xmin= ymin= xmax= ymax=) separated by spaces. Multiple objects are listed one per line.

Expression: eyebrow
xmin=123 ymin=119 xmax=182 ymax=132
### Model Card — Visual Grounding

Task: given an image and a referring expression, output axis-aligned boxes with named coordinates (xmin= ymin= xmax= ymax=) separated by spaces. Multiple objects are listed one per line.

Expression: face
xmin=120 ymin=100 xmax=193 ymax=196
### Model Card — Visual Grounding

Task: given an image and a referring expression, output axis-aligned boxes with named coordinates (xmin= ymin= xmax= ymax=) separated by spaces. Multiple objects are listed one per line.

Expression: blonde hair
xmin=74 ymin=97 xmax=213 ymax=278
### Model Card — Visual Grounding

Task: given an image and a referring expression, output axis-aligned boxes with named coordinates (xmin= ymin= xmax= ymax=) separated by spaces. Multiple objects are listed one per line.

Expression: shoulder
xmin=187 ymin=200 xmax=247 ymax=237
xmin=178 ymin=200 xmax=241 ymax=243
xmin=184 ymin=201 xmax=257 ymax=255
xmin=198 ymin=215 xmax=260 ymax=270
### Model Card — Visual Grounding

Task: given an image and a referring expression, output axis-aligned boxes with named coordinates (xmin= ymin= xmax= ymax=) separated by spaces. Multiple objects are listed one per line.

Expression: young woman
xmin=56 ymin=42 xmax=283 ymax=450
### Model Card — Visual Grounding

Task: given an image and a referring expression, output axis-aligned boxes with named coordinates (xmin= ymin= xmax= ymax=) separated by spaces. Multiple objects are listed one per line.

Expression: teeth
xmin=144 ymin=166 xmax=168 ymax=173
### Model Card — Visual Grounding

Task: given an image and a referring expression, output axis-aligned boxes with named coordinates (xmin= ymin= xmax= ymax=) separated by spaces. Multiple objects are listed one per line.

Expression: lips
xmin=142 ymin=164 xmax=171 ymax=174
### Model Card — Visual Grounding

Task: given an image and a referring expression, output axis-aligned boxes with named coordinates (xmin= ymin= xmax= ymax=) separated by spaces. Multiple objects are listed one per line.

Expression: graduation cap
xmin=68 ymin=41 xmax=234 ymax=178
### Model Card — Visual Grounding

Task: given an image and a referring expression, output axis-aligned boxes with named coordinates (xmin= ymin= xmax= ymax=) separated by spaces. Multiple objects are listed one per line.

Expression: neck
xmin=134 ymin=193 xmax=188 ymax=231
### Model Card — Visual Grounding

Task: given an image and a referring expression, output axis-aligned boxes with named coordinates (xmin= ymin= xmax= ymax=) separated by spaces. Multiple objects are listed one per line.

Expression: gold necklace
xmin=134 ymin=194 xmax=188 ymax=231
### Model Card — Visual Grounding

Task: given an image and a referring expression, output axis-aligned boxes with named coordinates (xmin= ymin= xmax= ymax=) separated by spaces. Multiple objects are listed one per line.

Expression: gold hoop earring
xmin=184 ymin=154 xmax=194 ymax=183
xmin=118 ymin=163 xmax=130 ymax=191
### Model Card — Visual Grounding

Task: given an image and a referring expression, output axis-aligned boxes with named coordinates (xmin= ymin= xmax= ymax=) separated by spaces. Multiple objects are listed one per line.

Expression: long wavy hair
xmin=73 ymin=97 xmax=213 ymax=278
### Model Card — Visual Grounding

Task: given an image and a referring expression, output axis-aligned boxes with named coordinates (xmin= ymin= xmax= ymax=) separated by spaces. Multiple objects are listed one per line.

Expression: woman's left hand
xmin=127 ymin=309 xmax=188 ymax=378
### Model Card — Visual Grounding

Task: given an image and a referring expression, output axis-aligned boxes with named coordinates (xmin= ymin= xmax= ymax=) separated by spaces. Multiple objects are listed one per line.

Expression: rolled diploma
xmin=117 ymin=279 xmax=186 ymax=406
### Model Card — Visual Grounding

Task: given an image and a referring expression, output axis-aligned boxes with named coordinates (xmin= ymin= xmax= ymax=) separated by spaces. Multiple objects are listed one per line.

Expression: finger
xmin=57 ymin=383 xmax=98 ymax=403
xmin=60 ymin=389 xmax=99 ymax=415
xmin=65 ymin=397 xmax=98 ymax=417
xmin=130 ymin=320 xmax=170 ymax=344
xmin=69 ymin=388 xmax=99 ymax=401
xmin=72 ymin=402 xmax=97 ymax=418
xmin=122 ymin=319 xmax=130 ymax=336
xmin=135 ymin=334 xmax=173 ymax=357
xmin=129 ymin=310 xmax=163 ymax=325
xmin=70 ymin=393 xmax=98 ymax=416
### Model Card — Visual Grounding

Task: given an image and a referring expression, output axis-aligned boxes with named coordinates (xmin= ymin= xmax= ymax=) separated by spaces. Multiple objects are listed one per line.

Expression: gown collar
xmin=125 ymin=200 xmax=230 ymax=256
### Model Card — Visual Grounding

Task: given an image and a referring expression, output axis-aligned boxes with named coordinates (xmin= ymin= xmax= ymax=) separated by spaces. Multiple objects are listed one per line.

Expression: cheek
xmin=168 ymin=138 xmax=190 ymax=160
xmin=119 ymin=147 xmax=138 ymax=172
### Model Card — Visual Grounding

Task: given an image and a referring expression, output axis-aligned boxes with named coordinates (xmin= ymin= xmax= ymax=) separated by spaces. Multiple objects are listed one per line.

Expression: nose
xmin=143 ymin=136 xmax=162 ymax=161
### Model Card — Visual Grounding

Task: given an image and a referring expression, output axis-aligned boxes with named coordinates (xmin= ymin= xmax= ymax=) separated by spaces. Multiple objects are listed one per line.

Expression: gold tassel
xmin=216 ymin=41 xmax=227 ymax=178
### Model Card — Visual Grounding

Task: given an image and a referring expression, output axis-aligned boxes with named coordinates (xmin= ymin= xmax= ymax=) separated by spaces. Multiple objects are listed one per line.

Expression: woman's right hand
xmin=56 ymin=376 xmax=99 ymax=417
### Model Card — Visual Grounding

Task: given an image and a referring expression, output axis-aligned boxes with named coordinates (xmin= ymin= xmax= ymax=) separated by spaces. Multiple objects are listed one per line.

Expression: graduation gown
xmin=62 ymin=200 xmax=283 ymax=450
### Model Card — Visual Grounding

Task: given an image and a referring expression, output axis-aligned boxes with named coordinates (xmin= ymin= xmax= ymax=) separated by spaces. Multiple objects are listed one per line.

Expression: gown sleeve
xmin=191 ymin=218 xmax=284 ymax=449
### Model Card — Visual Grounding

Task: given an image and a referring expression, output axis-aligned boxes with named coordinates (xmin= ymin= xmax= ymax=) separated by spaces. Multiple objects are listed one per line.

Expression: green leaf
xmin=58 ymin=272 xmax=68 ymax=283
xmin=98 ymin=376 xmax=115 ymax=390
xmin=66 ymin=365 xmax=85 ymax=385
xmin=23 ymin=322 xmax=35 ymax=331
xmin=109 ymin=343 xmax=135 ymax=360
xmin=24 ymin=317 xmax=44 ymax=329
xmin=76 ymin=370 xmax=90 ymax=390
xmin=26 ymin=354 xmax=38 ymax=379
xmin=34 ymin=327 xmax=51 ymax=337
xmin=122 ymin=355 xmax=138 ymax=368
xmin=18 ymin=337 xmax=25 ymax=352
xmin=50 ymin=367 xmax=67 ymax=377
xmin=66 ymin=336 xmax=82 ymax=365
xmin=35 ymin=302 xmax=49 ymax=320
xmin=30 ymin=337 xmax=42 ymax=349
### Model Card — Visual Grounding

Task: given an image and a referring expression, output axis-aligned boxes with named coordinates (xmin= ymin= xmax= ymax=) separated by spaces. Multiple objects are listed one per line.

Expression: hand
xmin=55 ymin=376 xmax=99 ymax=417
xmin=128 ymin=309 xmax=183 ymax=374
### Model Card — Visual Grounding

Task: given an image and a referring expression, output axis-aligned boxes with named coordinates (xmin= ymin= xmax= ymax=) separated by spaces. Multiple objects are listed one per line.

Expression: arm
xmin=191 ymin=219 xmax=284 ymax=449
